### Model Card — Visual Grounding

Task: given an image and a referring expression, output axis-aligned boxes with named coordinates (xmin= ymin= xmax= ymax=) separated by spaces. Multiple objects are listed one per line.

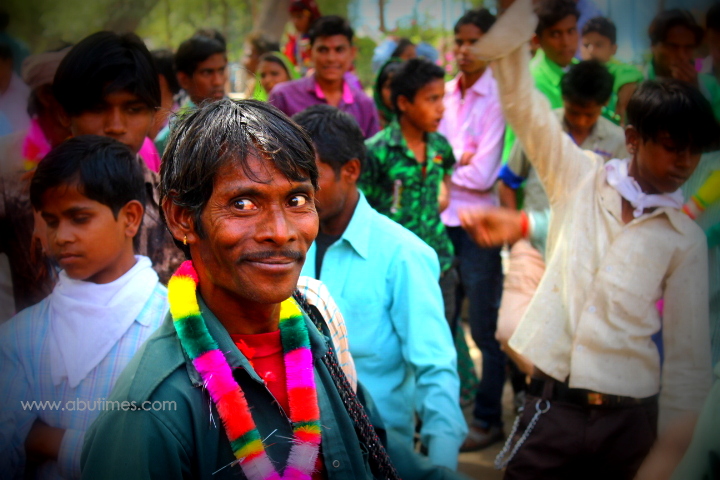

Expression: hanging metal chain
xmin=494 ymin=398 xmax=551 ymax=470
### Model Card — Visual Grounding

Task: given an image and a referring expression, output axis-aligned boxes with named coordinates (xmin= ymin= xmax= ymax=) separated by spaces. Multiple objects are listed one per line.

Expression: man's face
xmin=311 ymin=35 xmax=355 ymax=84
xmin=291 ymin=9 xmax=312 ymax=34
xmin=538 ymin=14 xmax=579 ymax=67
xmin=399 ymin=78 xmax=446 ymax=133
xmin=191 ymin=155 xmax=318 ymax=306
xmin=68 ymin=90 xmax=153 ymax=154
xmin=629 ymin=129 xmax=701 ymax=194
xmin=580 ymin=31 xmax=617 ymax=63
xmin=179 ymin=52 xmax=227 ymax=105
xmin=40 ymin=183 xmax=138 ymax=284
xmin=454 ymin=23 xmax=487 ymax=76
xmin=652 ymin=25 xmax=698 ymax=77
xmin=562 ymin=99 xmax=603 ymax=138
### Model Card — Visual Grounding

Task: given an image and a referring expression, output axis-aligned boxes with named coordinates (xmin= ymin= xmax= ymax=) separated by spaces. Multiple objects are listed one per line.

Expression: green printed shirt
xmin=360 ymin=120 xmax=455 ymax=272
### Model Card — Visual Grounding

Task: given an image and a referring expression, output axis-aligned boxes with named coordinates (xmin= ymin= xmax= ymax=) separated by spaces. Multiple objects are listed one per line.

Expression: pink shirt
xmin=138 ymin=137 xmax=161 ymax=173
xmin=439 ymin=69 xmax=505 ymax=226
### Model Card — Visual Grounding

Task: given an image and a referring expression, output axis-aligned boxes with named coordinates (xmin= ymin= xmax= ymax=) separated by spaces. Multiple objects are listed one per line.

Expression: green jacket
xmin=81 ymin=296 xmax=463 ymax=480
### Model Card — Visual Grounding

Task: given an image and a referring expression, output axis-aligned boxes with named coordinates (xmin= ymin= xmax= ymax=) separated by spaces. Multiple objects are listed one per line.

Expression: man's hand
xmin=25 ymin=419 xmax=65 ymax=462
xmin=459 ymin=151 xmax=474 ymax=166
xmin=670 ymin=59 xmax=699 ymax=88
xmin=459 ymin=206 xmax=526 ymax=248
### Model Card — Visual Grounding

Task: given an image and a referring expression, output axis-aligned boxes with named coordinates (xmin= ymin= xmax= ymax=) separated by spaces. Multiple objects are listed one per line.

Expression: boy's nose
xmin=104 ymin=109 xmax=126 ymax=135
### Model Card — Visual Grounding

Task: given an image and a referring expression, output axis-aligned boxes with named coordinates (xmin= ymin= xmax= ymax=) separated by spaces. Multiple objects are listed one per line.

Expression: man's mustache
xmin=237 ymin=250 xmax=304 ymax=263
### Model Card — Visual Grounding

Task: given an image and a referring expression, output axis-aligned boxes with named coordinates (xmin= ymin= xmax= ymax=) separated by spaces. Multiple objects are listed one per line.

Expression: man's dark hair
xmin=582 ymin=16 xmax=617 ymax=45
xmin=535 ymin=0 xmax=579 ymax=37
xmin=175 ymin=35 xmax=226 ymax=76
xmin=707 ymin=3 xmax=720 ymax=32
xmin=308 ymin=15 xmax=354 ymax=45
xmin=561 ymin=60 xmax=614 ymax=106
xmin=391 ymin=38 xmax=415 ymax=58
xmin=391 ymin=57 xmax=445 ymax=113
xmin=194 ymin=28 xmax=227 ymax=48
xmin=152 ymin=49 xmax=181 ymax=95
xmin=258 ymin=52 xmax=292 ymax=76
xmin=53 ymin=32 xmax=160 ymax=117
xmin=30 ymin=135 xmax=146 ymax=217
xmin=648 ymin=9 xmax=704 ymax=46
xmin=247 ymin=31 xmax=280 ymax=55
xmin=293 ymin=105 xmax=366 ymax=177
xmin=0 ymin=43 xmax=11 ymax=61
xmin=626 ymin=79 xmax=720 ymax=153
xmin=454 ymin=8 xmax=496 ymax=34
xmin=160 ymin=99 xmax=317 ymax=253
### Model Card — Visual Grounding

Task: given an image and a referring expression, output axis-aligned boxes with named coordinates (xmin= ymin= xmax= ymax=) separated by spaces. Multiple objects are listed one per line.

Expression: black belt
xmin=528 ymin=378 xmax=659 ymax=408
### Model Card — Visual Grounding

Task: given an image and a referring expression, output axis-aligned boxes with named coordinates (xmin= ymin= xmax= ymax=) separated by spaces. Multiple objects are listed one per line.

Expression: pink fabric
xmin=193 ymin=350 xmax=237 ymax=401
xmin=22 ymin=117 xmax=51 ymax=166
xmin=138 ymin=136 xmax=161 ymax=173
xmin=313 ymin=78 xmax=354 ymax=104
xmin=439 ymin=70 xmax=506 ymax=226
xmin=284 ymin=348 xmax=315 ymax=390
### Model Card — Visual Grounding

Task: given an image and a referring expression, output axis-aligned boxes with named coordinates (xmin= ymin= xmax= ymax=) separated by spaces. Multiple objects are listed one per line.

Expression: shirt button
xmin=588 ymin=306 xmax=596 ymax=313
xmin=332 ymin=460 xmax=341 ymax=468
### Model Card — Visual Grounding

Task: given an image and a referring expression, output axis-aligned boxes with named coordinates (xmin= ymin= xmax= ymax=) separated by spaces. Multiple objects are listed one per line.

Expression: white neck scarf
xmin=48 ymin=256 xmax=158 ymax=387
xmin=604 ymin=158 xmax=684 ymax=218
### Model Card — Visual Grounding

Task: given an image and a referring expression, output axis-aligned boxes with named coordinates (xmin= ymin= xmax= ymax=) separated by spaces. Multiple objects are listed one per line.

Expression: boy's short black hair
xmin=561 ymin=60 xmax=614 ymax=106
xmin=391 ymin=38 xmax=415 ymax=58
xmin=706 ymin=3 xmax=720 ymax=32
xmin=175 ymin=35 xmax=226 ymax=77
xmin=626 ymin=79 xmax=720 ymax=153
xmin=160 ymin=99 xmax=317 ymax=254
xmin=535 ymin=0 xmax=579 ymax=37
xmin=391 ymin=57 xmax=445 ymax=113
xmin=292 ymin=104 xmax=366 ymax=176
xmin=308 ymin=15 xmax=354 ymax=46
xmin=582 ymin=16 xmax=617 ymax=45
xmin=194 ymin=28 xmax=227 ymax=48
xmin=30 ymin=135 xmax=146 ymax=218
xmin=648 ymin=9 xmax=704 ymax=46
xmin=454 ymin=8 xmax=496 ymax=35
xmin=53 ymin=32 xmax=160 ymax=117
xmin=152 ymin=49 xmax=181 ymax=95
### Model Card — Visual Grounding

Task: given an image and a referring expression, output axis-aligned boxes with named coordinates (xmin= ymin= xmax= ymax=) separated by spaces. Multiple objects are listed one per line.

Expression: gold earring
xmin=183 ymin=235 xmax=188 ymax=246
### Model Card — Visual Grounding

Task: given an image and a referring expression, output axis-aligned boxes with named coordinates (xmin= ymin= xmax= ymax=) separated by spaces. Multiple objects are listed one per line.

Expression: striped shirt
xmin=0 ymin=283 xmax=168 ymax=479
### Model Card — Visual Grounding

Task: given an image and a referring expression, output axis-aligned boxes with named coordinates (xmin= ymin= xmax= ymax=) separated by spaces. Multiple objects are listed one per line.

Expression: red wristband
xmin=520 ymin=210 xmax=529 ymax=239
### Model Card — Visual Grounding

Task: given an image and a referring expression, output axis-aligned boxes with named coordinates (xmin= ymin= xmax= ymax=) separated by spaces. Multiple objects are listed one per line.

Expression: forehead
xmin=543 ymin=15 xmax=578 ymax=34
xmin=563 ymin=99 xmax=603 ymax=113
xmin=195 ymin=52 xmax=227 ymax=72
xmin=95 ymin=89 xmax=147 ymax=107
xmin=455 ymin=23 xmax=484 ymax=39
xmin=662 ymin=25 xmax=698 ymax=46
xmin=40 ymin=182 xmax=105 ymax=212
xmin=582 ymin=31 xmax=610 ymax=43
xmin=211 ymin=154 xmax=312 ymax=195
xmin=416 ymin=78 xmax=445 ymax=96
xmin=313 ymin=35 xmax=351 ymax=49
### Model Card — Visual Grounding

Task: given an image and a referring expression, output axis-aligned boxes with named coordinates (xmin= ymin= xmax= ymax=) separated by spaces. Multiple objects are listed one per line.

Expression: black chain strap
xmin=292 ymin=290 xmax=401 ymax=480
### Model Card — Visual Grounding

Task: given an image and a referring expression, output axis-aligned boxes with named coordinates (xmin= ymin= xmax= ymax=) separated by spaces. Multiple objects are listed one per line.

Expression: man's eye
xmin=73 ymin=216 xmax=90 ymax=224
xmin=233 ymin=199 xmax=258 ymax=210
xmin=288 ymin=195 xmax=309 ymax=207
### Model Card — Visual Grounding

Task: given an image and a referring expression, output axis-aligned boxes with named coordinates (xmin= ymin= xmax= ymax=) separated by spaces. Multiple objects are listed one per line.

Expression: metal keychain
xmin=494 ymin=398 xmax=551 ymax=470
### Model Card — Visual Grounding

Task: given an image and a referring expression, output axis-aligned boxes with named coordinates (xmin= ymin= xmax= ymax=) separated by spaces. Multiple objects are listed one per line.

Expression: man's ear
xmin=611 ymin=44 xmax=618 ymax=56
xmin=57 ymin=105 xmax=72 ymax=130
xmin=177 ymin=71 xmax=192 ymax=93
xmin=341 ymin=158 xmax=361 ymax=184
xmin=397 ymin=94 xmax=410 ymax=113
xmin=624 ymin=125 xmax=639 ymax=155
xmin=162 ymin=194 xmax=199 ymax=247
xmin=531 ymin=34 xmax=541 ymax=49
xmin=350 ymin=44 xmax=358 ymax=63
xmin=120 ymin=200 xmax=145 ymax=239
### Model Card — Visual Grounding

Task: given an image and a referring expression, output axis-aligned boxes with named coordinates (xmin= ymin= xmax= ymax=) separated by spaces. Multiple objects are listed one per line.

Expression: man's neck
xmin=198 ymin=281 xmax=282 ymax=335
xmin=398 ymin=115 xmax=426 ymax=148
xmin=460 ymin=68 xmax=485 ymax=96
xmin=315 ymin=75 xmax=344 ymax=95
xmin=320 ymin=188 xmax=359 ymax=236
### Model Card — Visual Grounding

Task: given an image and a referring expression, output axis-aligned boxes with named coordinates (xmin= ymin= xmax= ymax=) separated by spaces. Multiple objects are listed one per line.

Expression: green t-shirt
xmin=605 ymin=58 xmax=644 ymax=116
xmin=360 ymin=120 xmax=456 ymax=272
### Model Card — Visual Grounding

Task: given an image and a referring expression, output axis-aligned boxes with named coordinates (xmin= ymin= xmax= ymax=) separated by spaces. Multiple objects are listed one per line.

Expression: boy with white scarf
xmin=0 ymin=135 xmax=167 ymax=479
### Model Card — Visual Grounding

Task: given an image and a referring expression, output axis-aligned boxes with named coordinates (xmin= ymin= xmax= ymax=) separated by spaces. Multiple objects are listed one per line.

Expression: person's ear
xmin=57 ymin=105 xmax=72 ymax=130
xmin=177 ymin=71 xmax=192 ymax=93
xmin=531 ymin=34 xmax=541 ymax=49
xmin=397 ymin=94 xmax=410 ymax=113
xmin=350 ymin=44 xmax=358 ymax=63
xmin=162 ymin=193 xmax=199 ymax=247
xmin=611 ymin=44 xmax=618 ymax=56
xmin=341 ymin=158 xmax=361 ymax=184
xmin=624 ymin=125 xmax=639 ymax=155
xmin=120 ymin=200 xmax=144 ymax=239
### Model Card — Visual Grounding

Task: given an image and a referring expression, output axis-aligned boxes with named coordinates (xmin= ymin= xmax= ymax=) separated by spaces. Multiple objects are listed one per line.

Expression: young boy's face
xmin=68 ymin=90 xmax=153 ymax=154
xmin=537 ymin=14 xmax=578 ymax=68
xmin=562 ymin=99 xmax=603 ymax=138
xmin=454 ymin=23 xmax=488 ymax=76
xmin=311 ymin=34 xmax=355 ymax=84
xmin=178 ymin=53 xmax=227 ymax=105
xmin=580 ymin=31 xmax=617 ymax=63
xmin=39 ymin=183 xmax=141 ymax=284
xmin=398 ymin=78 xmax=445 ymax=133
xmin=628 ymin=129 xmax=701 ymax=194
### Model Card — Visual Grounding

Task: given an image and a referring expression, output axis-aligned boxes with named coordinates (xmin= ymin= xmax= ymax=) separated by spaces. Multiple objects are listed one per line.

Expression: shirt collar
xmin=450 ymin=68 xmax=493 ymax=98
xmin=533 ymin=49 xmax=575 ymax=85
xmin=336 ymin=192 xmax=372 ymax=260
xmin=386 ymin=118 xmax=408 ymax=148
xmin=312 ymin=75 xmax=354 ymax=104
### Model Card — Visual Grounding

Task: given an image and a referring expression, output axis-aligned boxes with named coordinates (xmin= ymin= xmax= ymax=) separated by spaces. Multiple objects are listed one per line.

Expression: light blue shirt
xmin=301 ymin=192 xmax=466 ymax=469
xmin=0 ymin=283 xmax=168 ymax=479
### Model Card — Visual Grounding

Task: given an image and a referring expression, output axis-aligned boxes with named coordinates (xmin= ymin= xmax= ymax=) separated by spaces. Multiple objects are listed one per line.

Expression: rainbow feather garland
xmin=168 ymin=261 xmax=322 ymax=480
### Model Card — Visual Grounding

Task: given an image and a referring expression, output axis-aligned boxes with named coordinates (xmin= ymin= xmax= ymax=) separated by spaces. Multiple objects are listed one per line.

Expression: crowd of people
xmin=0 ymin=0 xmax=719 ymax=478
